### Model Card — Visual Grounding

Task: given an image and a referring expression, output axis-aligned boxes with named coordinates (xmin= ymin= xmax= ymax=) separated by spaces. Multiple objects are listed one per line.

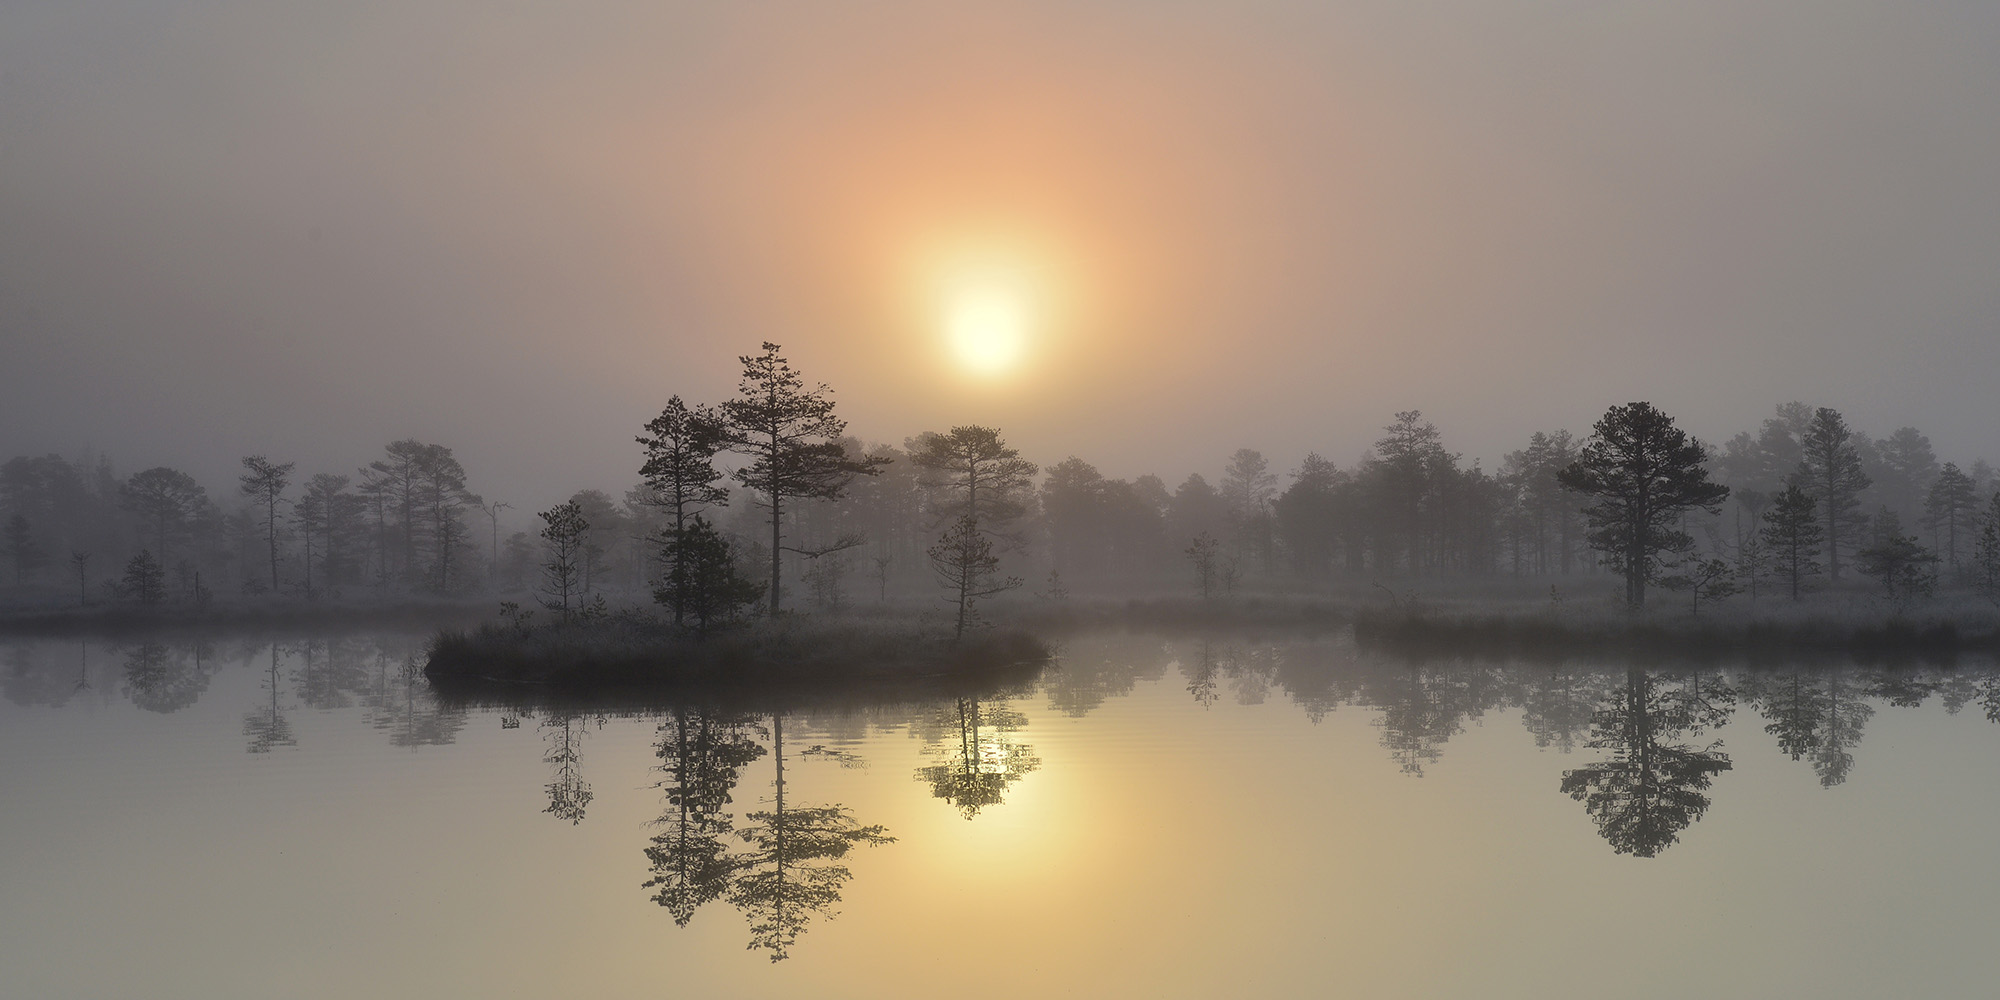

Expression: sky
xmin=4 ymin=0 xmax=1998 ymax=517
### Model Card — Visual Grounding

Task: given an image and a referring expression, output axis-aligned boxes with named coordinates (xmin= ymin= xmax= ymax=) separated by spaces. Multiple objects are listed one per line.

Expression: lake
xmin=5 ymin=628 xmax=1999 ymax=998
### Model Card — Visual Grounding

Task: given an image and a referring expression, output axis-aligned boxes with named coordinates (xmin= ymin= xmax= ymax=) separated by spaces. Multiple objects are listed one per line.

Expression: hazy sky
xmin=4 ymin=1 xmax=1998 ymax=515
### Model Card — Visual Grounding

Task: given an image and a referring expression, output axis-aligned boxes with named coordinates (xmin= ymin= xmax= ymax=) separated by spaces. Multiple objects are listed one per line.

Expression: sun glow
xmin=945 ymin=284 xmax=1030 ymax=376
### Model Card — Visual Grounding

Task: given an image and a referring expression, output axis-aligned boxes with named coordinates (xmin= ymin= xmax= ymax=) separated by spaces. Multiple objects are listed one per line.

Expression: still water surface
xmin=5 ymin=629 xmax=2000 ymax=998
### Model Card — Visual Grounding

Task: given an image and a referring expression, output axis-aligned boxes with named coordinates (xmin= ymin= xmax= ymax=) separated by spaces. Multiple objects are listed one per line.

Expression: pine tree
xmin=239 ymin=455 xmax=295 ymax=593
xmin=928 ymin=514 xmax=1020 ymax=639
xmin=1557 ymin=402 xmax=1730 ymax=608
xmin=122 ymin=549 xmax=166 ymax=607
xmin=638 ymin=396 xmax=731 ymax=626
xmin=1760 ymin=485 xmax=1824 ymax=600
xmin=1921 ymin=462 xmax=1979 ymax=570
xmin=1796 ymin=407 xmax=1871 ymax=582
xmin=721 ymin=343 xmax=887 ymax=613
xmin=1974 ymin=491 xmax=2000 ymax=607
xmin=538 ymin=501 xmax=587 ymax=626
xmin=655 ymin=516 xmax=762 ymax=637
xmin=1856 ymin=509 xmax=1936 ymax=601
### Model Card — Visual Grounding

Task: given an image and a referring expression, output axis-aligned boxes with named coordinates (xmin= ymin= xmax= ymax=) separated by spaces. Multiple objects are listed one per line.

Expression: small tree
xmin=122 ymin=550 xmax=166 ymax=607
xmin=658 ymin=516 xmax=763 ymax=637
xmin=638 ymin=396 xmax=730 ymax=627
xmin=538 ymin=501 xmax=588 ymax=626
xmin=71 ymin=551 xmax=89 ymax=606
xmin=1856 ymin=509 xmax=1936 ymax=602
xmin=1922 ymin=462 xmax=1979 ymax=571
xmin=1759 ymin=484 xmax=1825 ymax=600
xmin=1185 ymin=532 xmax=1220 ymax=599
xmin=1557 ymin=402 xmax=1730 ymax=608
xmin=1796 ymin=407 xmax=1871 ymax=582
xmin=239 ymin=455 xmax=296 ymax=593
xmin=929 ymin=514 xmax=1020 ymax=639
xmin=1658 ymin=556 xmax=1738 ymax=615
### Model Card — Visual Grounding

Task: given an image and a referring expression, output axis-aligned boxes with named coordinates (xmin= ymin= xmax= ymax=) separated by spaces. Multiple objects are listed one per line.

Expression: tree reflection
xmin=644 ymin=707 xmax=765 ymax=925
xmin=1747 ymin=669 xmax=1873 ymax=788
xmin=122 ymin=639 xmax=215 ymax=713
xmin=541 ymin=713 xmax=595 ymax=824
xmin=728 ymin=714 xmax=892 ymax=962
xmin=365 ymin=649 xmax=465 ymax=748
xmin=1560 ymin=667 xmax=1733 ymax=857
xmin=913 ymin=697 xmax=1040 ymax=819
xmin=243 ymin=642 xmax=297 ymax=753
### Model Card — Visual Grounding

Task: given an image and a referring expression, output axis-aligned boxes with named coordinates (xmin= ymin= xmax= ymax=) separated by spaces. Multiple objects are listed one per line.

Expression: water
xmin=5 ymin=629 xmax=2000 ymax=998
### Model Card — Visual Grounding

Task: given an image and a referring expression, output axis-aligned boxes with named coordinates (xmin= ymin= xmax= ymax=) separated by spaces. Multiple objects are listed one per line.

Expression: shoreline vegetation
xmin=421 ymin=613 xmax=1053 ymax=706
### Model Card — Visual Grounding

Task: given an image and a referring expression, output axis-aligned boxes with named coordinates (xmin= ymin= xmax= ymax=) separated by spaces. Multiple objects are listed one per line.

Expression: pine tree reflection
xmin=242 ymin=642 xmax=297 ymax=753
xmin=1747 ymin=669 xmax=1873 ymax=788
xmin=728 ymin=714 xmax=893 ymax=962
xmin=121 ymin=639 xmax=215 ymax=713
xmin=644 ymin=707 xmax=765 ymax=925
xmin=541 ymin=713 xmax=595 ymax=824
xmin=1560 ymin=667 xmax=1733 ymax=857
xmin=914 ymin=698 xmax=1040 ymax=819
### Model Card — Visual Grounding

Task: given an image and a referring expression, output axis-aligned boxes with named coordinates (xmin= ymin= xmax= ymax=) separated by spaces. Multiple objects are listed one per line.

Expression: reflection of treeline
xmin=1119 ymin=635 xmax=2000 ymax=856
xmin=4 ymin=636 xmax=465 ymax=750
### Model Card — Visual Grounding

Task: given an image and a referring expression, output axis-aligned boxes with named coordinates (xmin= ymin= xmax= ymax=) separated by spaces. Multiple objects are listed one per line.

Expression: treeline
xmin=0 ymin=440 xmax=496 ymax=606
xmin=6 ymin=381 xmax=1998 ymax=613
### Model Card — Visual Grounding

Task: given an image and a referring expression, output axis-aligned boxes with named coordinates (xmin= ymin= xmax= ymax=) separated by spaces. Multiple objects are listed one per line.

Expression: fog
xmin=5 ymin=1 xmax=1998 ymax=518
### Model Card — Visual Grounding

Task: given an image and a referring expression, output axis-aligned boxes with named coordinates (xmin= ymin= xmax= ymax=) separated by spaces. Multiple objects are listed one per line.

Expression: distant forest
xmin=3 ymin=386 xmax=1997 ymax=612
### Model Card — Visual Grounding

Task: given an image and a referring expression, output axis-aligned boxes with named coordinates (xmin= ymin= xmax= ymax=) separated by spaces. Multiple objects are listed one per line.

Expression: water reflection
xmin=914 ymin=697 xmax=1040 ymax=819
xmin=242 ymin=643 xmax=297 ymax=754
xmin=1558 ymin=667 xmax=1733 ymax=857
xmin=540 ymin=712 xmax=596 ymax=824
xmin=646 ymin=708 xmax=765 ymax=925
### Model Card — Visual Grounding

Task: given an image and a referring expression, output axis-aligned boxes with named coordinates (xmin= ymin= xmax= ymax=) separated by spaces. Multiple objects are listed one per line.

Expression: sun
xmin=945 ymin=285 xmax=1029 ymax=376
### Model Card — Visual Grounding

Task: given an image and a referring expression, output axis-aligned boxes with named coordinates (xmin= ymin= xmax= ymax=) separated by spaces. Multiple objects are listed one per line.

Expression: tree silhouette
xmin=637 ymin=396 xmax=730 ymax=627
xmin=243 ymin=643 xmax=298 ymax=754
xmin=118 ymin=467 xmax=207 ymax=565
xmin=721 ymin=343 xmax=887 ymax=614
xmin=1796 ymin=407 xmax=1872 ymax=582
xmin=238 ymin=455 xmax=295 ymax=593
xmin=1560 ymin=668 xmax=1733 ymax=857
xmin=1760 ymin=484 xmax=1824 ymax=599
xmin=928 ymin=514 xmax=1019 ymax=639
xmin=1558 ymin=402 xmax=1730 ymax=607
xmin=537 ymin=501 xmax=587 ymax=625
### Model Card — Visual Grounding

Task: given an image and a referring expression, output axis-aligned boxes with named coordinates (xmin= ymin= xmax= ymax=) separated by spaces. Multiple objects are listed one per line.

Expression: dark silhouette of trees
xmin=1560 ymin=668 xmax=1733 ymax=857
xmin=359 ymin=440 xmax=474 ymax=591
xmin=1760 ymin=484 xmax=1824 ymax=599
xmin=238 ymin=456 xmax=294 ymax=593
xmin=1557 ymin=402 xmax=1730 ymax=608
xmin=638 ymin=396 xmax=730 ymax=627
xmin=660 ymin=516 xmax=762 ymax=637
xmin=1796 ymin=408 xmax=1871 ymax=582
xmin=929 ymin=514 xmax=1018 ymax=638
xmin=1221 ymin=448 xmax=1278 ymax=573
xmin=537 ymin=501 xmax=587 ymax=625
xmin=1274 ymin=452 xmax=1347 ymax=579
xmin=910 ymin=425 xmax=1038 ymax=541
xmin=721 ymin=343 xmax=887 ymax=614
